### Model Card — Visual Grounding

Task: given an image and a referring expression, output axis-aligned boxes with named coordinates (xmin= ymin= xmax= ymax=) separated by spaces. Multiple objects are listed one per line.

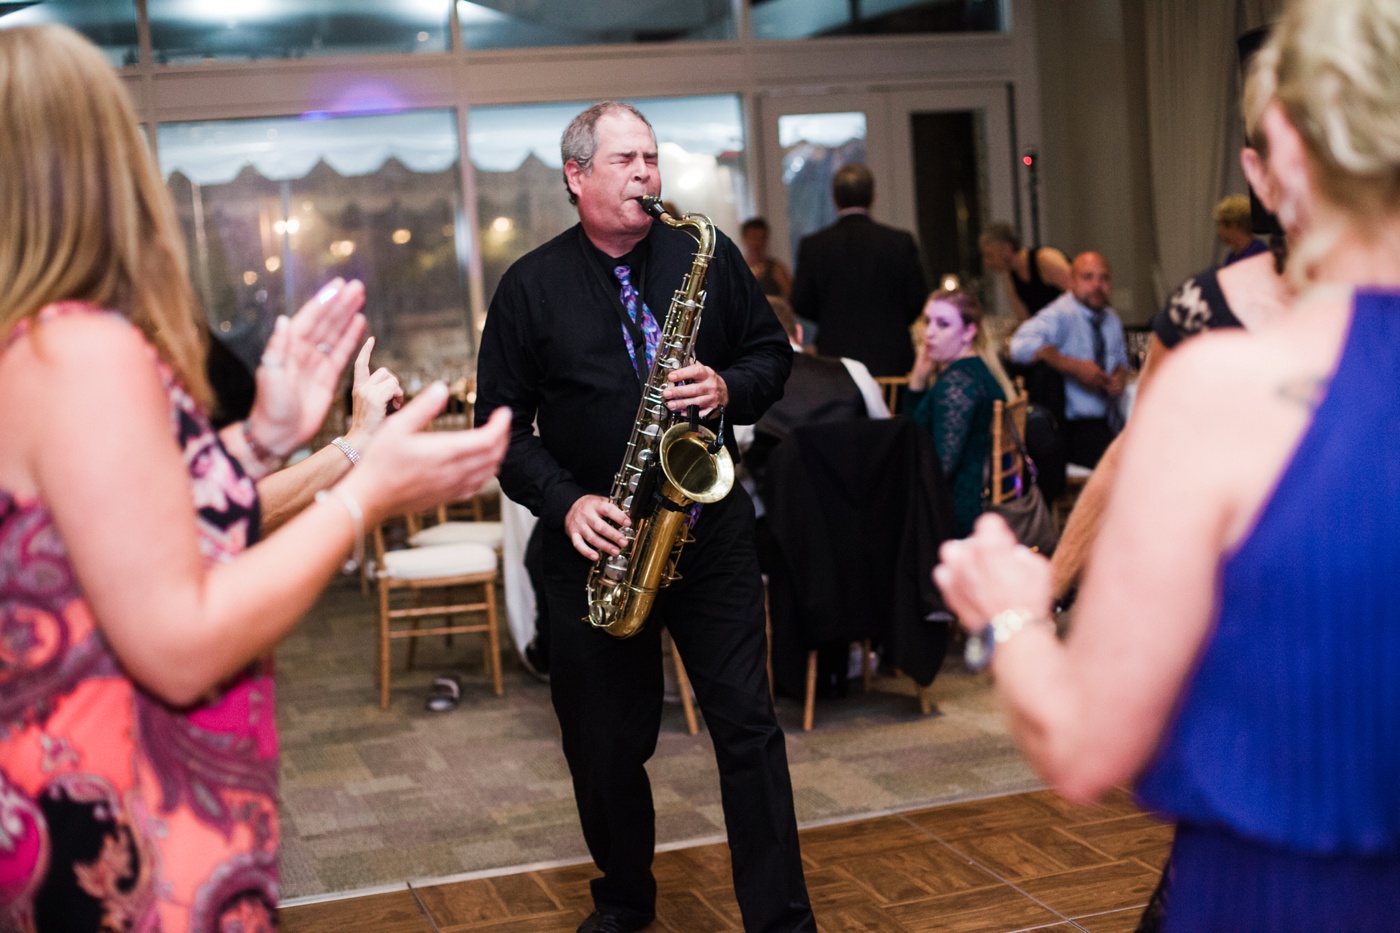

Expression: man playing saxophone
xmin=475 ymin=102 xmax=816 ymax=933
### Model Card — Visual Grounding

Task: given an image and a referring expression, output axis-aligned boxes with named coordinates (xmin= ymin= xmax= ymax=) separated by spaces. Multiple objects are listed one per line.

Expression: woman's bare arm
xmin=258 ymin=337 xmax=403 ymax=534
xmin=772 ymin=259 xmax=793 ymax=299
xmin=1049 ymin=334 xmax=1172 ymax=600
xmin=1037 ymin=247 xmax=1073 ymax=293
xmin=11 ymin=314 xmax=507 ymax=706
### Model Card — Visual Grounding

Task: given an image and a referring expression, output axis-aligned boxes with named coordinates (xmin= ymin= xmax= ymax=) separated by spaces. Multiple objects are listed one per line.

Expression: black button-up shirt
xmin=475 ymin=219 xmax=791 ymax=530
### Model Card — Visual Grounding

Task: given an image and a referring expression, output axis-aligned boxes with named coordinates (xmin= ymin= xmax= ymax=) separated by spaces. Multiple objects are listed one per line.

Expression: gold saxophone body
xmin=585 ymin=196 xmax=735 ymax=639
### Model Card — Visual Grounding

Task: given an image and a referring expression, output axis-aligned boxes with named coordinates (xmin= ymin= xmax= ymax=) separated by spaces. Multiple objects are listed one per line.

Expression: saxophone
xmin=585 ymin=196 xmax=735 ymax=639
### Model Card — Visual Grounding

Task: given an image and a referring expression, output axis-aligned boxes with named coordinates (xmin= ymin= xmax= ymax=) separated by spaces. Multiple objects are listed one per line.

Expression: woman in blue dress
xmin=934 ymin=0 xmax=1400 ymax=928
xmin=907 ymin=289 xmax=1016 ymax=537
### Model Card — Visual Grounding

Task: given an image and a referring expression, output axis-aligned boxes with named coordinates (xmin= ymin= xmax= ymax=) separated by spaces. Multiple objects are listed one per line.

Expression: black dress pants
xmin=542 ymin=490 xmax=815 ymax=932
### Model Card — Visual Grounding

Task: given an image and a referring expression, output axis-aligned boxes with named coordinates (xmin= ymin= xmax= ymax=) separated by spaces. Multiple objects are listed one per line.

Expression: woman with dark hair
xmin=907 ymin=288 xmax=1016 ymax=537
xmin=740 ymin=217 xmax=792 ymax=299
xmin=978 ymin=222 xmax=1071 ymax=322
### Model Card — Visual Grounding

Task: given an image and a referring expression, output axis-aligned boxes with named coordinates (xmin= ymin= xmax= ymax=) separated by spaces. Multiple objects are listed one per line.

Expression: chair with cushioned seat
xmin=406 ymin=504 xmax=505 ymax=551
xmin=372 ymin=526 xmax=503 ymax=709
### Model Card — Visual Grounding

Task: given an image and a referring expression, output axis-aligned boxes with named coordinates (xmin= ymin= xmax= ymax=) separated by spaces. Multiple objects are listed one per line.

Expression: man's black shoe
xmin=576 ymin=909 xmax=649 ymax=932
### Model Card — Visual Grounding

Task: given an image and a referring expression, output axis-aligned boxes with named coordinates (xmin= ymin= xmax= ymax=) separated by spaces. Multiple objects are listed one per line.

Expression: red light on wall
xmin=1022 ymin=155 xmax=1034 ymax=166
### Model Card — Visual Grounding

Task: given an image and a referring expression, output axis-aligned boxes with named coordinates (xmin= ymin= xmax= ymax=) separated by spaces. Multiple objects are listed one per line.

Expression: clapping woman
xmin=0 ymin=25 xmax=508 ymax=931
xmin=935 ymin=0 xmax=1400 ymax=927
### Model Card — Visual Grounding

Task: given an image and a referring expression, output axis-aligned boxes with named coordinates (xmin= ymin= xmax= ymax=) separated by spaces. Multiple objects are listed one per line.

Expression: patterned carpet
xmin=276 ymin=577 xmax=1040 ymax=899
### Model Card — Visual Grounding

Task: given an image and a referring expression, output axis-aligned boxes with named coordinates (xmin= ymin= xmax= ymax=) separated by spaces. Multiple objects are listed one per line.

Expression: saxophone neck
xmin=638 ymin=196 xmax=715 ymax=259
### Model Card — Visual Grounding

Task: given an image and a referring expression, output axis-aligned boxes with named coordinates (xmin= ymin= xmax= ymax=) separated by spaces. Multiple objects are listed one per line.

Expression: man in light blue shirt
xmin=1009 ymin=251 xmax=1129 ymax=467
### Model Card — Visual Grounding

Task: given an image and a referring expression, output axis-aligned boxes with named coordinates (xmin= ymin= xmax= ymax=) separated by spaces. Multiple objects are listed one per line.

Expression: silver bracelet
xmin=315 ymin=487 xmax=365 ymax=572
xmin=329 ymin=436 xmax=361 ymax=465
xmin=964 ymin=608 xmax=1049 ymax=671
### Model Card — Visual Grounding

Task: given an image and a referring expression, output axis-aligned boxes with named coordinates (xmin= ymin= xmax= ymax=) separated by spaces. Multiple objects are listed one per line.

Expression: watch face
xmin=964 ymin=630 xmax=993 ymax=671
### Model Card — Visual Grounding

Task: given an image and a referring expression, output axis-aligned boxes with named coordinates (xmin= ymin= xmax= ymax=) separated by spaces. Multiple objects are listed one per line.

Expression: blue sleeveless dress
xmin=1136 ymin=290 xmax=1400 ymax=930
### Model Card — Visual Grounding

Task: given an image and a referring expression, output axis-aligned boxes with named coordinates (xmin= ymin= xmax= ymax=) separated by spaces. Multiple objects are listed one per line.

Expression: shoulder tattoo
xmin=1275 ymin=375 xmax=1327 ymax=411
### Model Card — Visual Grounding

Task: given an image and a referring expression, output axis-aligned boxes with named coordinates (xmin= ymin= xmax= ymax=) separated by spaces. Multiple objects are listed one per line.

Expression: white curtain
xmin=1143 ymin=1 xmax=1237 ymax=301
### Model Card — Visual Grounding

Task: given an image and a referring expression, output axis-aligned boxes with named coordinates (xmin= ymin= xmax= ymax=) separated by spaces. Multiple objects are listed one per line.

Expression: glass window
xmin=471 ymin=95 xmax=748 ymax=308
xmin=0 ymin=0 xmax=139 ymax=67
xmin=457 ymin=0 xmax=733 ymax=50
xmin=750 ymin=0 xmax=1002 ymax=41
xmin=158 ymin=110 xmax=471 ymax=389
xmin=147 ymin=0 xmax=450 ymax=65
xmin=778 ymin=112 xmax=867 ymax=259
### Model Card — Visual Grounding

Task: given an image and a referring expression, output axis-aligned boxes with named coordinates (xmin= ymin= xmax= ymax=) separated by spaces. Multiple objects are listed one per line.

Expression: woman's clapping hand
xmin=249 ymin=278 xmax=367 ymax=457
xmin=340 ymin=383 xmax=511 ymax=524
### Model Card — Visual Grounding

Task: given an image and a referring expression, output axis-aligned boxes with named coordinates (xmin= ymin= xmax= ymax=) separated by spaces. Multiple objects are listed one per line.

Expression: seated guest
xmin=1009 ymin=252 xmax=1130 ymax=468
xmin=978 ymin=222 xmax=1071 ymax=322
xmin=740 ymin=216 xmax=792 ymax=299
xmin=907 ymin=289 xmax=1016 ymax=537
xmin=1214 ymin=193 xmax=1269 ymax=266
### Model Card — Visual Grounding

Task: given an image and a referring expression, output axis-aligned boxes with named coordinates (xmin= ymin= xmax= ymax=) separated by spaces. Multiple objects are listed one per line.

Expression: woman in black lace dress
xmin=907 ymin=289 xmax=1017 ymax=536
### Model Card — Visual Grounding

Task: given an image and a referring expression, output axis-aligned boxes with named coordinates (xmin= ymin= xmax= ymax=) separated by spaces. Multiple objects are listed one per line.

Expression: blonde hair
xmin=1269 ymin=0 xmax=1400 ymax=281
xmin=929 ymin=289 xmax=1016 ymax=401
xmin=1213 ymin=194 xmax=1253 ymax=232
xmin=0 ymin=25 xmax=211 ymax=407
xmin=1242 ymin=39 xmax=1279 ymax=155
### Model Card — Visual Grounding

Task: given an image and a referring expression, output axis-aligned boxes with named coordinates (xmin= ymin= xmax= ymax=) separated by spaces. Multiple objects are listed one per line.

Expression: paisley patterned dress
xmin=0 ymin=304 xmax=276 ymax=932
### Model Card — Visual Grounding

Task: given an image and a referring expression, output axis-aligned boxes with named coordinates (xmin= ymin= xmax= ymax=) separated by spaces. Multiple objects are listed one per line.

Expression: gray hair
xmin=559 ymin=100 xmax=654 ymax=205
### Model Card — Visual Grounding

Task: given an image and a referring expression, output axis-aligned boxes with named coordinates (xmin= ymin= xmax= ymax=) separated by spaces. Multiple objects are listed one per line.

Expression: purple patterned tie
xmin=614 ymin=265 xmax=660 ymax=371
xmin=616 ymin=264 xmax=704 ymax=527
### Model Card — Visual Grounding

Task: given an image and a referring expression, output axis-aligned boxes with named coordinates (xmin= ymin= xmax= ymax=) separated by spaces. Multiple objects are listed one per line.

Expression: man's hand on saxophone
xmin=663 ymin=362 xmax=728 ymax=417
xmin=566 ymin=494 xmax=631 ymax=560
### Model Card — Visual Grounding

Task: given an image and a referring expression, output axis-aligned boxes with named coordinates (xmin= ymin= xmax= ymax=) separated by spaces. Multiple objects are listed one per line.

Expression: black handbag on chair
xmin=983 ymin=409 xmax=1059 ymax=556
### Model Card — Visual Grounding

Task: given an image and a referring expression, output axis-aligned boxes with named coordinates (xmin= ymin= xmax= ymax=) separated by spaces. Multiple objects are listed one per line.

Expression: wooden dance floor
xmin=281 ymin=787 xmax=1170 ymax=932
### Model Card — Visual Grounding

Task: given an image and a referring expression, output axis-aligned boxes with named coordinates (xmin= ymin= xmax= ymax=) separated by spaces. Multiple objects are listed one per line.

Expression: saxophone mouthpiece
xmin=638 ymin=196 xmax=668 ymax=220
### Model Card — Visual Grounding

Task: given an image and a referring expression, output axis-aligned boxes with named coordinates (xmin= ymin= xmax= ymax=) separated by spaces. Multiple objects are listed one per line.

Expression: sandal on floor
xmin=426 ymin=675 xmax=461 ymax=712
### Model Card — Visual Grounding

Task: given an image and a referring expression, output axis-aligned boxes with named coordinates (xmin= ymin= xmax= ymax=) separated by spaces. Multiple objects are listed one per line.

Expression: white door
xmin=754 ymin=84 xmax=1016 ymax=312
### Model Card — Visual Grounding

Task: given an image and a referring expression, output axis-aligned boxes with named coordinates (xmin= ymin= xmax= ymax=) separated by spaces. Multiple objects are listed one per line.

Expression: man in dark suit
xmin=789 ymin=163 xmax=928 ymax=376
